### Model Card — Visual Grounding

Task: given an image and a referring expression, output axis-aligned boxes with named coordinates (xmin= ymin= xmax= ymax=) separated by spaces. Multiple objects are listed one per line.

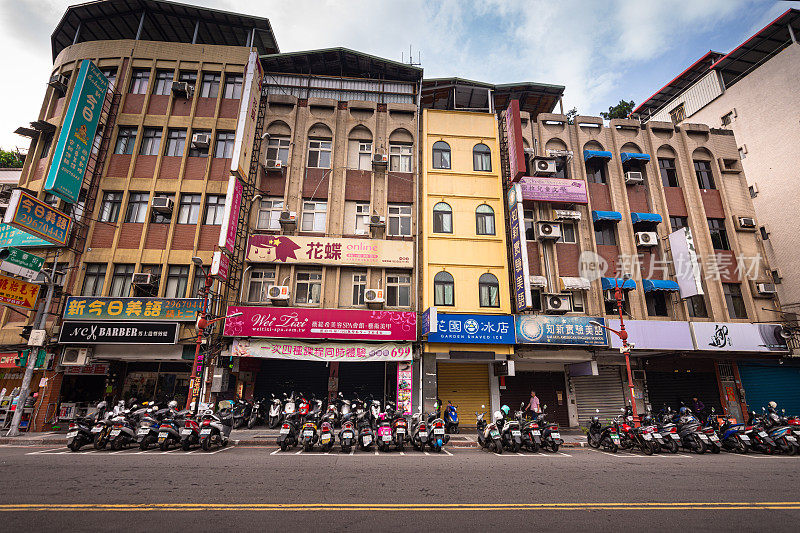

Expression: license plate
xmin=786 ymin=435 xmax=797 ymax=442
xmin=698 ymin=434 xmax=708 ymax=441
xmin=91 ymin=427 xmax=102 ymax=433
xmin=343 ymin=432 xmax=353 ymax=438
xmin=110 ymin=429 xmax=121 ymax=437
xmin=321 ymin=435 xmax=331 ymax=442
xmin=200 ymin=428 xmax=212 ymax=435
xmin=643 ymin=433 xmax=652 ymax=441
xmin=419 ymin=432 xmax=428 ymax=438
xmin=363 ymin=436 xmax=372 ymax=445
xmin=671 ymin=434 xmax=680 ymax=440
xmin=396 ymin=429 xmax=405 ymax=434
xmin=740 ymin=435 xmax=750 ymax=441
xmin=303 ymin=430 xmax=313 ymax=437
xmin=710 ymin=435 xmax=719 ymax=442
xmin=137 ymin=428 xmax=150 ymax=435
xmin=532 ymin=430 xmax=540 ymax=436
xmin=158 ymin=432 xmax=168 ymax=438
xmin=180 ymin=429 xmax=191 ymax=436
xmin=280 ymin=428 xmax=289 ymax=435
xmin=383 ymin=435 xmax=392 ymax=441
xmin=490 ymin=430 xmax=499 ymax=438
xmin=67 ymin=430 xmax=78 ymax=438
xmin=551 ymin=432 xmax=560 ymax=439
xmin=511 ymin=430 xmax=521 ymax=437
xmin=434 ymin=428 xmax=445 ymax=434
xmin=759 ymin=431 xmax=768 ymax=438
xmin=612 ymin=436 xmax=620 ymax=443
xmin=652 ymin=433 xmax=662 ymax=439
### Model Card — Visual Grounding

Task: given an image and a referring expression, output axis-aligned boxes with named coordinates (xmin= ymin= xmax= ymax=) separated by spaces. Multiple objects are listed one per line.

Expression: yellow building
xmin=420 ymin=108 xmax=514 ymax=421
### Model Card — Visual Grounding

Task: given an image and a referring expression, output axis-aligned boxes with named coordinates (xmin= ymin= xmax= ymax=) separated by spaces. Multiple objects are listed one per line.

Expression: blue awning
xmin=642 ymin=279 xmax=680 ymax=292
xmin=631 ymin=212 xmax=663 ymax=225
xmin=620 ymin=152 xmax=651 ymax=164
xmin=592 ymin=210 xmax=622 ymax=223
xmin=583 ymin=150 xmax=613 ymax=162
xmin=601 ymin=277 xmax=636 ymax=291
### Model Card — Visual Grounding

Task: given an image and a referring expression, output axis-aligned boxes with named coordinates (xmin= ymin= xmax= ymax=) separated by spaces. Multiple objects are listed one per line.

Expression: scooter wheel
xmin=530 ymin=443 xmax=540 ymax=453
xmin=341 ymin=445 xmax=351 ymax=453
xmin=222 ymin=439 xmax=228 ymax=448
xmin=665 ymin=439 xmax=679 ymax=454
xmin=494 ymin=442 xmax=503 ymax=454
xmin=587 ymin=434 xmax=600 ymax=449
xmin=111 ymin=439 xmax=121 ymax=451
xmin=397 ymin=443 xmax=404 ymax=452
xmin=641 ymin=443 xmax=653 ymax=456
xmin=512 ymin=443 xmax=520 ymax=453
xmin=412 ymin=442 xmax=421 ymax=452
xmin=248 ymin=418 xmax=256 ymax=429
xmin=694 ymin=437 xmax=706 ymax=454
xmin=304 ymin=443 xmax=313 ymax=452
xmin=735 ymin=440 xmax=748 ymax=454
xmin=453 ymin=427 xmax=459 ymax=434
xmin=280 ymin=442 xmax=288 ymax=452
xmin=201 ymin=438 xmax=211 ymax=451
xmin=68 ymin=441 xmax=81 ymax=452
xmin=181 ymin=440 xmax=191 ymax=451
xmin=608 ymin=444 xmax=618 ymax=453
xmin=159 ymin=440 xmax=170 ymax=452
xmin=551 ymin=443 xmax=560 ymax=453
xmin=93 ymin=438 xmax=106 ymax=450
xmin=710 ymin=443 xmax=721 ymax=454
xmin=139 ymin=440 xmax=150 ymax=451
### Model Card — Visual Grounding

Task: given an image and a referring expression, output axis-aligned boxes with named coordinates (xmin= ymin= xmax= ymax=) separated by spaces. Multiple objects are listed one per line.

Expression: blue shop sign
xmin=427 ymin=313 xmax=516 ymax=344
xmin=516 ymin=315 xmax=608 ymax=346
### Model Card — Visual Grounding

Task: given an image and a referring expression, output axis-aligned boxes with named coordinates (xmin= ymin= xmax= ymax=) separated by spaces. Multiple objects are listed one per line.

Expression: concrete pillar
xmin=422 ymin=352 xmax=437 ymax=413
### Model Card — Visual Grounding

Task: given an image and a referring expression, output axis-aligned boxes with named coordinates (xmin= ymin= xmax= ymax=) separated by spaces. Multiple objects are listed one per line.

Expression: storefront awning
xmin=583 ymin=150 xmax=612 ymax=161
xmin=559 ymin=277 xmax=591 ymax=291
xmin=631 ymin=212 xmax=663 ymax=225
xmin=529 ymin=275 xmax=547 ymax=288
xmin=642 ymin=279 xmax=680 ymax=292
xmin=592 ymin=210 xmax=622 ymax=223
xmin=601 ymin=277 xmax=636 ymax=290
xmin=620 ymin=152 xmax=651 ymax=164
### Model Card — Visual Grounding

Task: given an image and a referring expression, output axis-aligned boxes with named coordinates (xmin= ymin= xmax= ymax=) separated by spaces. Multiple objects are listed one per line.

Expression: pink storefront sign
xmin=519 ymin=176 xmax=588 ymax=204
xmin=223 ymin=306 xmax=417 ymax=341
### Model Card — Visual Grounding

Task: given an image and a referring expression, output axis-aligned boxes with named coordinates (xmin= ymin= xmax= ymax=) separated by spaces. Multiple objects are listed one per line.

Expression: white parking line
xmin=26 ymin=447 xmax=65 ymax=455
xmin=207 ymin=446 xmax=234 ymax=455
xmin=442 ymin=449 xmax=453 ymax=456
xmin=270 ymin=448 xmax=281 ymax=455
xmin=557 ymin=452 xmax=572 ymax=457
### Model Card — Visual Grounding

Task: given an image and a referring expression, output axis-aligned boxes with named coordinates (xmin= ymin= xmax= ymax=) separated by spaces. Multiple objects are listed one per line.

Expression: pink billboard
xmin=519 ymin=176 xmax=588 ymax=204
xmin=505 ymin=100 xmax=525 ymax=183
xmin=223 ymin=306 xmax=417 ymax=341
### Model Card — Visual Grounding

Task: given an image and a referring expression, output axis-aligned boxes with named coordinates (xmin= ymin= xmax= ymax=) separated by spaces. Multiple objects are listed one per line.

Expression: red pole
xmin=615 ymin=281 xmax=639 ymax=426
xmin=186 ymin=271 xmax=212 ymax=413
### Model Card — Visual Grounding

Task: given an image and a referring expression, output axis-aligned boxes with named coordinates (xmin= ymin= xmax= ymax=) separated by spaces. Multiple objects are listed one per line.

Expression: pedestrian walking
xmin=527 ymin=390 xmax=541 ymax=414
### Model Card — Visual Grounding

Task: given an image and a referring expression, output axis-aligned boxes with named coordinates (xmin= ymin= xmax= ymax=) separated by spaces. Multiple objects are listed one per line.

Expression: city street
xmin=2 ymin=444 xmax=799 ymax=532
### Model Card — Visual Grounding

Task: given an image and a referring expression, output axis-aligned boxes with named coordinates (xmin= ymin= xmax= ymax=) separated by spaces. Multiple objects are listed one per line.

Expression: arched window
xmin=473 ymin=143 xmax=491 ymax=171
xmin=478 ymin=273 xmax=500 ymax=308
xmin=475 ymin=204 xmax=495 ymax=235
xmin=434 ymin=271 xmax=455 ymax=306
xmin=433 ymin=202 xmax=453 ymax=233
xmin=432 ymin=141 xmax=451 ymax=169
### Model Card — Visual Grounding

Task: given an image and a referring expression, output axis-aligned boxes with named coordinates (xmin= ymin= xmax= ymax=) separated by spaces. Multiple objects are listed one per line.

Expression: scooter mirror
xmin=542 ymin=404 xmax=547 ymax=410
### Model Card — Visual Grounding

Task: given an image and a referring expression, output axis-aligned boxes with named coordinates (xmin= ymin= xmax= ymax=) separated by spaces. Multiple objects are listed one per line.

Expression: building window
xmin=100 ymin=68 xmax=117 ymax=89
xmin=81 ymin=263 xmax=107 ymax=296
xmin=686 ymin=294 xmax=708 ymax=318
xmin=301 ymin=201 xmax=327 ymax=232
xmin=388 ymin=204 xmax=412 ymax=236
xmin=139 ymin=127 xmax=162 ymax=156
xmin=707 ymin=218 xmax=730 ymax=250
xmin=389 ymin=143 xmax=412 ymax=172
xmin=694 ymin=160 xmax=715 ymax=189
xmin=99 ymin=192 xmax=123 ymax=222
xmin=351 ymin=272 xmax=367 ymax=306
xmin=658 ymin=158 xmax=679 ymax=188
xmin=178 ymin=194 xmax=202 ymax=224
xmin=307 ymin=140 xmax=332 ymax=168
xmin=571 ymin=291 xmax=585 ymax=313
xmin=114 ymin=127 xmax=137 ymax=155
xmin=604 ymin=292 xmax=630 ymax=316
xmin=295 ymin=271 xmax=322 ymax=305
xmin=723 ymin=283 xmax=748 ymax=319
xmin=386 ymin=273 xmax=411 ymax=307
xmin=553 ymin=156 xmax=569 ymax=179
xmin=476 ymin=204 xmax=495 ymax=235
xmin=129 ymin=69 xmax=149 ymax=94
xmin=164 ymin=129 xmax=186 ymax=157
xmin=594 ymin=223 xmax=617 ymax=246
xmin=110 ymin=264 xmax=135 ymax=297
xmin=257 ymin=197 xmax=284 ymax=230
xmin=150 ymin=194 xmax=173 ymax=224
xmin=124 ymin=192 xmax=149 ymax=223
xmin=179 ymin=70 xmax=197 ymax=87
xmin=771 ymin=270 xmax=782 ymax=285
xmin=434 ymin=271 xmax=454 ymax=306
xmin=199 ymin=72 xmax=221 ymax=98
xmin=433 ymin=202 xmax=453 ymax=233
xmin=646 ymin=292 xmax=669 ymax=316
xmin=223 ymin=73 xmax=243 ymax=99
xmin=432 ymin=141 xmax=451 ymax=169
xmin=585 ymin=159 xmax=607 ymax=184
xmin=214 ymin=131 xmax=235 ymax=159
xmin=191 ymin=268 xmax=207 ymax=298
xmin=247 ymin=269 xmax=275 ymax=302
xmin=354 ymin=203 xmax=370 ymax=234
xmin=348 ymin=141 xmax=372 ymax=170
xmin=530 ymin=289 xmax=542 ymax=312
xmin=152 ymin=70 xmax=173 ymax=95
xmin=204 ymin=195 xmax=225 ymax=225
xmin=558 ymin=222 xmax=577 ymax=244
xmin=524 ymin=210 xmax=535 ymax=240
xmin=165 ymin=265 xmax=190 ymax=298
xmin=38 ymin=134 xmax=53 ymax=159
xmin=188 ymin=129 xmax=210 ymax=157
xmin=479 ymin=273 xmax=500 ymax=308
xmin=669 ymin=216 xmax=688 ymax=233
xmin=669 ymin=103 xmax=685 ymax=124
xmin=473 ymin=143 xmax=491 ymax=171
xmin=265 ymin=136 xmax=290 ymax=165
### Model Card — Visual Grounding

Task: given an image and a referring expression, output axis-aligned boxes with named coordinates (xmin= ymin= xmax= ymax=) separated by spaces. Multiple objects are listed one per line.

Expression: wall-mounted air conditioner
xmin=268 ymin=285 xmax=291 ymax=305
xmin=368 ymin=215 xmax=386 ymax=227
xmin=264 ymin=159 xmax=282 ymax=170
xmin=62 ymin=347 xmax=91 ymax=366
xmin=635 ymin=231 xmax=658 ymax=247
xmin=172 ymin=81 xmax=193 ymax=99
xmin=736 ymin=216 xmax=756 ymax=230
xmin=543 ymin=293 xmax=571 ymax=314
xmin=151 ymin=196 xmax=173 ymax=214
xmin=365 ymin=289 xmax=385 ymax=305
xmin=48 ymin=74 xmax=68 ymax=94
xmin=372 ymin=152 xmax=388 ymax=167
xmin=191 ymin=132 xmax=210 ymax=149
xmin=131 ymin=273 xmax=154 ymax=286
xmin=532 ymin=157 xmax=556 ymax=176
xmin=625 ymin=171 xmax=644 ymax=185
xmin=536 ymin=221 xmax=562 ymax=240
xmin=279 ymin=211 xmax=296 ymax=226
xmin=752 ymin=281 xmax=777 ymax=296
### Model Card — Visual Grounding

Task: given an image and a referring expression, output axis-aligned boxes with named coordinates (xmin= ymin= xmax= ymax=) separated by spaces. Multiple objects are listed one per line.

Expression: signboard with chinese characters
xmin=425 ymin=313 xmax=516 ymax=344
xmin=3 ymin=189 xmax=72 ymax=246
xmin=231 ymin=338 xmax=412 ymax=362
xmin=62 ymin=297 xmax=203 ymax=322
xmin=59 ymin=321 xmax=179 ymax=344
xmin=210 ymin=250 xmax=229 ymax=281
xmin=668 ymin=227 xmax=703 ymax=298
xmin=420 ymin=307 xmax=438 ymax=336
xmin=0 ymin=223 xmax=56 ymax=248
xmin=505 ymin=99 xmax=525 ymax=183
xmin=508 ymin=183 xmax=532 ymax=312
xmin=223 ymin=307 xmax=417 ymax=341
xmin=0 ymin=247 xmax=44 ymax=279
xmin=45 ymin=60 xmax=109 ymax=204
xmin=690 ymin=322 xmax=788 ymax=353
xmin=515 ymin=315 xmax=608 ymax=346
xmin=519 ymin=176 xmax=589 ymax=204
xmin=0 ymin=273 xmax=40 ymax=310
xmin=397 ymin=361 xmax=413 ymax=415
xmin=62 ymin=362 xmax=110 ymax=375
xmin=247 ymin=234 xmax=413 ymax=268
xmin=218 ymin=174 xmax=243 ymax=255
xmin=231 ymin=50 xmax=263 ymax=180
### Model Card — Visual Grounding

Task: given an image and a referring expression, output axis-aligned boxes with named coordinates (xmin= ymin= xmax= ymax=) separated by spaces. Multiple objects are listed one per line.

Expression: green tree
xmin=0 ymin=149 xmax=24 ymax=168
xmin=565 ymin=107 xmax=578 ymax=125
xmin=600 ymin=99 xmax=635 ymax=120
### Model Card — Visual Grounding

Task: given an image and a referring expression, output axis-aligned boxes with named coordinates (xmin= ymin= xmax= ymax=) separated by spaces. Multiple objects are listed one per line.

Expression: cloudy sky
xmin=0 ymin=0 xmax=792 ymax=150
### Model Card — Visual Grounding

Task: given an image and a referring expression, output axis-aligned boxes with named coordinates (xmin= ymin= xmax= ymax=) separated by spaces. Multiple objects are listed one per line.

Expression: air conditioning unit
xmin=532 ymin=157 xmax=556 ymax=176
xmin=368 ymin=215 xmax=386 ymax=227
xmin=191 ymin=132 xmax=210 ymax=149
xmin=268 ymin=285 xmax=291 ymax=304
xmin=754 ymin=282 xmax=777 ymax=296
xmin=372 ymin=152 xmax=388 ymax=167
xmin=543 ymin=293 xmax=572 ymax=314
xmin=635 ymin=231 xmax=658 ymax=247
xmin=172 ymin=81 xmax=193 ymax=98
xmin=536 ymin=221 xmax=562 ymax=240
xmin=264 ymin=159 xmax=282 ymax=170
xmin=48 ymin=74 xmax=68 ymax=93
xmin=737 ymin=216 xmax=756 ymax=230
xmin=625 ymin=171 xmax=644 ymax=185
xmin=131 ymin=272 xmax=154 ymax=286
xmin=151 ymin=196 xmax=173 ymax=214
xmin=61 ymin=347 xmax=91 ymax=366
xmin=365 ymin=289 xmax=385 ymax=304
xmin=279 ymin=211 xmax=296 ymax=225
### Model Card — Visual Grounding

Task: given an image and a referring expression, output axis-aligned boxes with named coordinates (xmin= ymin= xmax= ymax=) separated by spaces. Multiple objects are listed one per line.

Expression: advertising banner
xmin=218 ymin=174 xmax=243 ymax=255
xmin=505 ymin=99 xmax=525 ymax=183
xmin=0 ymin=224 xmax=56 ymax=248
xmin=231 ymin=50 xmax=263 ymax=180
xmin=690 ymin=322 xmax=788 ymax=353
xmin=397 ymin=361 xmax=413 ymax=415
xmin=519 ymin=176 xmax=589 ymax=204
xmin=224 ymin=307 xmax=417 ymax=341
xmin=668 ymin=227 xmax=703 ymax=298
xmin=247 ymin=234 xmax=413 ymax=268
xmin=3 ymin=189 xmax=72 ymax=246
xmin=606 ymin=319 xmax=693 ymax=351
xmin=420 ymin=307 xmax=438 ymax=335
xmin=45 ymin=60 xmax=109 ymax=204
xmin=0 ymin=247 xmax=44 ymax=279
xmin=516 ymin=315 xmax=608 ymax=346
xmin=231 ymin=338 xmax=412 ymax=362
xmin=63 ymin=296 xmax=203 ymax=321
xmin=425 ymin=313 xmax=516 ymax=344
xmin=210 ymin=250 xmax=229 ymax=281
xmin=0 ymin=273 xmax=40 ymax=310
xmin=59 ymin=321 xmax=179 ymax=344
xmin=508 ymin=183 xmax=531 ymax=312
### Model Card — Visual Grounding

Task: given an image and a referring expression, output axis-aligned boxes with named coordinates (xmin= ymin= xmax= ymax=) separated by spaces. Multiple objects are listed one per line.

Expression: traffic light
xmin=15 ymin=351 xmax=27 ymax=367
xmin=15 ymin=349 xmax=46 ymax=368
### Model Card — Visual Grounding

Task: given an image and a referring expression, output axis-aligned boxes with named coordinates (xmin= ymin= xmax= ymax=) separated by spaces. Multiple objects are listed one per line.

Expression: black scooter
xmin=587 ymin=409 xmax=620 ymax=453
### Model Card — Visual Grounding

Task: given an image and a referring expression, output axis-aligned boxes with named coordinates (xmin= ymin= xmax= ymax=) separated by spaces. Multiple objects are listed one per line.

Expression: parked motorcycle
xmin=300 ymin=408 xmax=320 ymax=452
xmin=587 ymin=409 xmax=620 ymax=453
xmin=180 ymin=411 xmax=202 ymax=451
xmin=763 ymin=404 xmax=798 ymax=455
xmin=247 ymin=398 xmax=265 ymax=429
xmin=137 ymin=403 xmax=167 ymax=450
xmin=319 ymin=411 xmax=335 ymax=452
xmin=157 ymin=402 xmax=183 ymax=451
xmin=744 ymin=411 xmax=778 ymax=454
xmin=232 ymin=398 xmax=252 ymax=429
xmin=654 ymin=407 xmax=681 ymax=454
xmin=356 ymin=405 xmax=375 ymax=451
xmin=444 ymin=401 xmax=459 ymax=434
xmin=674 ymin=407 xmax=708 ymax=454
xmin=109 ymin=404 xmax=146 ymax=450
xmin=519 ymin=405 xmax=542 ymax=453
xmin=338 ymin=419 xmax=356 ymax=453
xmin=427 ymin=402 xmax=449 ymax=452
xmin=536 ymin=405 xmax=563 ymax=452
xmin=267 ymin=394 xmax=283 ymax=429
xmin=376 ymin=411 xmax=394 ymax=452
xmin=390 ymin=403 xmax=408 ymax=451
xmin=707 ymin=411 xmax=749 ymax=454
xmin=410 ymin=410 xmax=429 ymax=452
xmin=498 ymin=406 xmax=522 ymax=453
xmin=476 ymin=408 xmax=503 ymax=454
xmin=199 ymin=402 xmax=233 ymax=451
xmin=66 ymin=402 xmax=107 ymax=452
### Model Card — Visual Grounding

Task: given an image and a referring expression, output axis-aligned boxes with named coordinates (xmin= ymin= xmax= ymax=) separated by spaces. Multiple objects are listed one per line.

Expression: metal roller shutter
xmin=437 ymin=362 xmax=491 ymax=428
xmin=571 ymin=365 xmax=626 ymax=425
xmin=645 ymin=371 xmax=722 ymax=415
xmin=739 ymin=363 xmax=800 ymax=415
xmin=501 ymin=372 xmax=570 ymax=428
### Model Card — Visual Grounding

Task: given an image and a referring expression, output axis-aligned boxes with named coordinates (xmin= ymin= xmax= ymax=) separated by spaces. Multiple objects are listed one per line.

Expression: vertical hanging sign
xmin=230 ymin=50 xmax=264 ymax=180
xmin=218 ymin=175 xmax=243 ymax=255
xmin=508 ymin=183 xmax=532 ymax=311
xmin=505 ymin=99 xmax=525 ymax=183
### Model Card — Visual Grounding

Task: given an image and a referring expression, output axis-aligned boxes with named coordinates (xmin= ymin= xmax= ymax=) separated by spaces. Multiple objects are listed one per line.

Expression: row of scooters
xmin=588 ymin=403 xmax=800 ymax=455
xmin=476 ymin=403 xmax=565 ymax=454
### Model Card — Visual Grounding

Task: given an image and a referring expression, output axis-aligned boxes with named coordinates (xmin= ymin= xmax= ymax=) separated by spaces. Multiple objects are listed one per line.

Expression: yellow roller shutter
xmin=437 ymin=362 xmax=491 ymax=428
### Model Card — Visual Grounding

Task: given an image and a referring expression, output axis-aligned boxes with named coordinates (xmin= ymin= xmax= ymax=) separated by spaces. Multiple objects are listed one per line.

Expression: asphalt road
xmin=1 ymin=443 xmax=799 ymax=532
